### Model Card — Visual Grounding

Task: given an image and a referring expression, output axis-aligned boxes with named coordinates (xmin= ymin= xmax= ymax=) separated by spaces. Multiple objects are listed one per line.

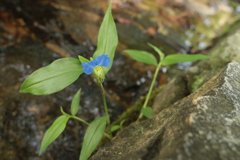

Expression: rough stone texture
xmin=91 ymin=61 xmax=240 ymax=160
xmin=152 ymin=75 xmax=189 ymax=115
xmin=153 ymin=23 xmax=240 ymax=120
xmin=187 ymin=23 xmax=240 ymax=93
xmin=91 ymin=21 xmax=240 ymax=160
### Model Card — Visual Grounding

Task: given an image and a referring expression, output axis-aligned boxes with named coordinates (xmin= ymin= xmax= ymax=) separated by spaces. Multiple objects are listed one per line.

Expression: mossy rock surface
xmin=91 ymin=61 xmax=240 ymax=160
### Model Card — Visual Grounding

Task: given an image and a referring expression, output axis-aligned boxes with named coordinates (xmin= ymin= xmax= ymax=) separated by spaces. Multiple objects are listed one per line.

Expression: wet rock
xmin=90 ymin=61 xmax=240 ymax=160
xmin=0 ymin=40 xmax=83 ymax=160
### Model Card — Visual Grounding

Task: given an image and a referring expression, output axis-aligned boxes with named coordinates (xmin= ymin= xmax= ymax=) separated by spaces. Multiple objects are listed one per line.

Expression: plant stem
xmin=99 ymin=81 xmax=113 ymax=138
xmin=137 ymin=61 xmax=162 ymax=121
xmin=99 ymin=83 xmax=110 ymax=124
xmin=70 ymin=115 xmax=90 ymax=125
xmin=70 ymin=115 xmax=112 ymax=140
xmin=103 ymin=132 xmax=112 ymax=140
xmin=62 ymin=106 xmax=112 ymax=139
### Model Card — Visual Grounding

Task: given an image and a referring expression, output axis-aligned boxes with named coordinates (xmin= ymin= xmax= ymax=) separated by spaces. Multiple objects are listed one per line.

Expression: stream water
xmin=0 ymin=0 xmax=239 ymax=159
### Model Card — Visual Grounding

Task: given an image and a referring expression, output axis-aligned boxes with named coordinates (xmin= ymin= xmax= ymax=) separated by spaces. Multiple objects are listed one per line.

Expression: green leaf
xmin=93 ymin=2 xmax=118 ymax=75
xmin=71 ymin=89 xmax=81 ymax=116
xmin=161 ymin=54 xmax=211 ymax=66
xmin=120 ymin=119 xmax=126 ymax=126
xmin=147 ymin=43 xmax=165 ymax=61
xmin=20 ymin=58 xmax=83 ymax=95
xmin=78 ymin=55 xmax=89 ymax=63
xmin=110 ymin=119 xmax=125 ymax=132
xmin=124 ymin=50 xmax=158 ymax=66
xmin=39 ymin=115 xmax=69 ymax=155
xmin=60 ymin=106 xmax=67 ymax=115
xmin=141 ymin=107 xmax=152 ymax=118
xmin=80 ymin=116 xmax=107 ymax=160
xmin=110 ymin=125 xmax=121 ymax=132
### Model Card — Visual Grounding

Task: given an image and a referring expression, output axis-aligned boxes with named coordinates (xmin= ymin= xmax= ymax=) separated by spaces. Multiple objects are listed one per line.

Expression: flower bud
xmin=93 ymin=65 xmax=105 ymax=79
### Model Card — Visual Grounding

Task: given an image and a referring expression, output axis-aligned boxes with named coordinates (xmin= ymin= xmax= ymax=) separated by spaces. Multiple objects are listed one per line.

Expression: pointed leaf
xmin=161 ymin=54 xmax=211 ymax=66
xmin=124 ymin=50 xmax=158 ymax=66
xmin=110 ymin=125 xmax=121 ymax=132
xmin=20 ymin=58 xmax=83 ymax=95
xmin=93 ymin=2 xmax=118 ymax=74
xmin=141 ymin=107 xmax=152 ymax=118
xmin=148 ymin=43 xmax=165 ymax=61
xmin=71 ymin=89 xmax=81 ymax=116
xmin=60 ymin=106 xmax=67 ymax=115
xmin=80 ymin=116 xmax=107 ymax=160
xmin=78 ymin=55 xmax=89 ymax=63
xmin=110 ymin=119 xmax=125 ymax=132
xmin=120 ymin=119 xmax=126 ymax=126
xmin=39 ymin=115 xmax=69 ymax=155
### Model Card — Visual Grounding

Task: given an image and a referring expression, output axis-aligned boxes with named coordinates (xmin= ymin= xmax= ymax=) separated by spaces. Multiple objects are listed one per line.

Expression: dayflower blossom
xmin=82 ymin=54 xmax=110 ymax=79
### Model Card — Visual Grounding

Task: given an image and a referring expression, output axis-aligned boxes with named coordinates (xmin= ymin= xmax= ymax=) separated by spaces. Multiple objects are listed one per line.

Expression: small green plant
xmin=20 ymin=2 xmax=117 ymax=160
xmin=124 ymin=43 xmax=211 ymax=120
xmin=110 ymin=119 xmax=126 ymax=132
xmin=19 ymin=1 xmax=211 ymax=159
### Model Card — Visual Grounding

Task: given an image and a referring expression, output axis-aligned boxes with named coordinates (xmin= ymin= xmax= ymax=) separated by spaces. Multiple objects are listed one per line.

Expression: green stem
xmin=71 ymin=115 xmax=112 ymax=140
xmin=137 ymin=61 xmax=162 ymax=121
xmin=70 ymin=115 xmax=90 ymax=125
xmin=100 ymin=83 xmax=110 ymax=124
xmin=61 ymin=107 xmax=112 ymax=140
xmin=103 ymin=132 xmax=112 ymax=140
xmin=99 ymin=81 xmax=113 ymax=138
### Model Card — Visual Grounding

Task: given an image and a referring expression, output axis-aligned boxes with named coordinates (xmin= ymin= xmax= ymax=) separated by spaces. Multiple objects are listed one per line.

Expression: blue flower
xmin=82 ymin=55 xmax=110 ymax=77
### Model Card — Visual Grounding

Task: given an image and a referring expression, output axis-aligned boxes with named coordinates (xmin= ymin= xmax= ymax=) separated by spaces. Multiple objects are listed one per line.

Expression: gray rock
xmin=152 ymin=75 xmax=189 ymax=115
xmin=187 ymin=23 xmax=240 ymax=93
xmin=91 ymin=61 xmax=240 ymax=160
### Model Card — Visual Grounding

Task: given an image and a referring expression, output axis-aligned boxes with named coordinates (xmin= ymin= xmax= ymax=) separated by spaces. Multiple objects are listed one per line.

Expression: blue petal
xmin=82 ymin=61 xmax=97 ymax=75
xmin=95 ymin=55 xmax=110 ymax=67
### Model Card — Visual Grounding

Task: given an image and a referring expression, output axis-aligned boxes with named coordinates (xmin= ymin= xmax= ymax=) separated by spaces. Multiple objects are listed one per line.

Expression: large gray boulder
xmin=91 ymin=61 xmax=240 ymax=160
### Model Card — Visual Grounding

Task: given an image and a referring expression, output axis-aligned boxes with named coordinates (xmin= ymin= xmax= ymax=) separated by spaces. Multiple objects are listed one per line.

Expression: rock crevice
xmin=91 ymin=61 xmax=240 ymax=160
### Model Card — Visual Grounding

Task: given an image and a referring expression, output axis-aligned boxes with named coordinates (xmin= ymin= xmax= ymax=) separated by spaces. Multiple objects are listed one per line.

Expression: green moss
xmin=191 ymin=75 xmax=204 ymax=92
xmin=111 ymin=86 xmax=165 ymax=127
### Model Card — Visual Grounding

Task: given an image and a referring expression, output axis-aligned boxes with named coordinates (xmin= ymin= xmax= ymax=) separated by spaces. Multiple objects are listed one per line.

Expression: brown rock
xmin=152 ymin=75 xmax=189 ymax=115
xmin=91 ymin=61 xmax=240 ymax=160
